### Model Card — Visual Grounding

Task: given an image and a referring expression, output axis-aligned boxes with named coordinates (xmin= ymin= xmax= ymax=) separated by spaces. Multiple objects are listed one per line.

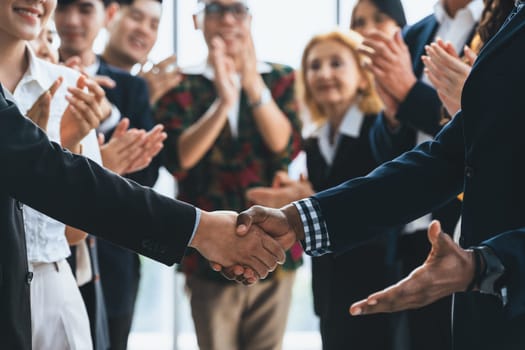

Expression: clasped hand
xmin=190 ymin=206 xmax=301 ymax=284
xmin=189 ymin=207 xmax=301 ymax=284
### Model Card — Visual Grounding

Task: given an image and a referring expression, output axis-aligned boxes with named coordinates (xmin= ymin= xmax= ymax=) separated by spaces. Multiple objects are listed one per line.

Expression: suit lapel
xmin=472 ymin=8 xmax=525 ymax=71
xmin=413 ymin=16 xmax=439 ymax=76
xmin=96 ymin=59 xmax=109 ymax=76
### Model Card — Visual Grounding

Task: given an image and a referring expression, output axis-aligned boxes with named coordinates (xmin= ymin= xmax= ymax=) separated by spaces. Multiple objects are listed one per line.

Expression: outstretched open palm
xmin=350 ymin=220 xmax=475 ymax=316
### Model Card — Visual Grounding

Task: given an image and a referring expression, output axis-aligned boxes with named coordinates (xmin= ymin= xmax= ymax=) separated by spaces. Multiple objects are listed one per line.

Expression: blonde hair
xmin=299 ymin=30 xmax=383 ymax=125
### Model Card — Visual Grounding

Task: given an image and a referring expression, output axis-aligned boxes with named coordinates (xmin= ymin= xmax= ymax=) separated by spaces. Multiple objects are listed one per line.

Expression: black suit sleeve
xmin=313 ymin=110 xmax=466 ymax=252
xmin=396 ymin=80 xmax=443 ymax=136
xmin=484 ymin=231 xmax=525 ymax=319
xmin=369 ymin=112 xmax=417 ymax=163
xmin=0 ymin=99 xmax=195 ymax=265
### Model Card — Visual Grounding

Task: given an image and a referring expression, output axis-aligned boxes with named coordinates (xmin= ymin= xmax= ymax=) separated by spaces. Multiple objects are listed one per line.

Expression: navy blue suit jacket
xmin=369 ymin=14 xmax=470 ymax=234
xmin=314 ymin=10 xmax=525 ymax=349
xmin=0 ymin=92 xmax=195 ymax=349
xmin=96 ymin=59 xmax=160 ymax=316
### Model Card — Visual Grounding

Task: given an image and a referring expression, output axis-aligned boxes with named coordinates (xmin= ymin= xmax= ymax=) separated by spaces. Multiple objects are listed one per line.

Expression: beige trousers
xmin=30 ymin=259 xmax=93 ymax=350
xmin=186 ymin=271 xmax=296 ymax=350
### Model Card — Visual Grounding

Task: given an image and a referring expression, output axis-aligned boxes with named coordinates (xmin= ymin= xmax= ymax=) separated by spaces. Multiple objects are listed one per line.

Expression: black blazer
xmin=313 ymin=9 xmax=525 ymax=349
xmin=0 ymin=94 xmax=196 ymax=349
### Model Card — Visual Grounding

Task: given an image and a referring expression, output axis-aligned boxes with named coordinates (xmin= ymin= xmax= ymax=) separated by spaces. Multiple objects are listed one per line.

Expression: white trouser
xmin=30 ymin=259 xmax=93 ymax=350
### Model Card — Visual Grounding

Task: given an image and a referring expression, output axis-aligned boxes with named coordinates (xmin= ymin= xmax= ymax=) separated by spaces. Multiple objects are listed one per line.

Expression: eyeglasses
xmin=204 ymin=2 xmax=250 ymax=21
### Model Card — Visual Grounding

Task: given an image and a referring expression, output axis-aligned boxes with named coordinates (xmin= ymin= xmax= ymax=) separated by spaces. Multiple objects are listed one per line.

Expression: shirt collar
xmin=434 ymin=0 xmax=483 ymax=24
xmin=181 ymin=60 xmax=273 ymax=80
xmin=338 ymin=104 xmax=365 ymax=138
xmin=85 ymin=56 xmax=100 ymax=77
xmin=2 ymin=85 xmax=15 ymax=102
xmin=18 ymin=45 xmax=55 ymax=92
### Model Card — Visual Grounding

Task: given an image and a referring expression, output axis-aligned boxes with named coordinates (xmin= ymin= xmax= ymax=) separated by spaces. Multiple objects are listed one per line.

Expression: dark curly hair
xmin=476 ymin=0 xmax=514 ymax=48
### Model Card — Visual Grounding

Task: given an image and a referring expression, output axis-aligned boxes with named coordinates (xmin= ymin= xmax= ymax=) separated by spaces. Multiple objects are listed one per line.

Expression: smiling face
xmin=351 ymin=0 xmax=400 ymax=37
xmin=305 ymin=39 xmax=366 ymax=114
xmin=54 ymin=0 xmax=107 ymax=57
xmin=106 ymin=0 xmax=161 ymax=66
xmin=0 ymin=0 xmax=57 ymax=42
xmin=199 ymin=0 xmax=251 ymax=58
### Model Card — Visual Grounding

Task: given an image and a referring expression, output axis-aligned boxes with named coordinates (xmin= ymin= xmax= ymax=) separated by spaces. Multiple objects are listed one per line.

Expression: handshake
xmin=189 ymin=204 xmax=305 ymax=285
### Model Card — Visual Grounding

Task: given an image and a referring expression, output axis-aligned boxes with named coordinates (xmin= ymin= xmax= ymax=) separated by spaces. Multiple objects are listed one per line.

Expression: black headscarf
xmin=367 ymin=0 xmax=407 ymax=27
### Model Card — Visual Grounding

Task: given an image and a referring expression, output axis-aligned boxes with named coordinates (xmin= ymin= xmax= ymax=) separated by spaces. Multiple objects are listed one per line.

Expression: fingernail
xmin=352 ymin=307 xmax=362 ymax=315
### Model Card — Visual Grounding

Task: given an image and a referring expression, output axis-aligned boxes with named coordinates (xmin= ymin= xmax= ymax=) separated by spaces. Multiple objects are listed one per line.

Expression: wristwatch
xmin=472 ymin=245 xmax=506 ymax=297
xmin=249 ymin=86 xmax=272 ymax=109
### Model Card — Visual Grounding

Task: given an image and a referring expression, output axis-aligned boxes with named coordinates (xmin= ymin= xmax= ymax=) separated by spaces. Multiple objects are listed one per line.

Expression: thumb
xmin=40 ymin=92 xmax=52 ymax=130
xmin=97 ymin=132 xmax=105 ymax=146
xmin=236 ymin=205 xmax=268 ymax=236
xmin=76 ymin=75 xmax=87 ymax=89
xmin=114 ymin=118 xmax=130 ymax=138
xmin=463 ymin=46 xmax=478 ymax=66
xmin=48 ymin=77 xmax=63 ymax=98
xmin=272 ymin=171 xmax=290 ymax=188
xmin=427 ymin=220 xmax=455 ymax=259
xmin=427 ymin=220 xmax=442 ymax=246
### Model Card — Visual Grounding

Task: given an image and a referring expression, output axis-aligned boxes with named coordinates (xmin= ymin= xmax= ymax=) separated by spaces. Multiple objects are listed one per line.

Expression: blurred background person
xmin=29 ymin=21 xmax=60 ymax=65
xmin=28 ymin=19 xmax=156 ymax=350
xmin=55 ymin=1 xmax=166 ymax=348
xmin=102 ymin=0 xmax=183 ymax=105
xmin=154 ymin=0 xmax=303 ymax=349
xmin=247 ymin=29 xmax=409 ymax=350
xmin=350 ymin=0 xmax=407 ymax=37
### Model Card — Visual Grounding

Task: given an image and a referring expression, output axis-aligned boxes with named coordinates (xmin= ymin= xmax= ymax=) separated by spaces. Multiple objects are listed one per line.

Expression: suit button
xmin=464 ymin=166 xmax=474 ymax=179
xmin=26 ymin=272 xmax=33 ymax=284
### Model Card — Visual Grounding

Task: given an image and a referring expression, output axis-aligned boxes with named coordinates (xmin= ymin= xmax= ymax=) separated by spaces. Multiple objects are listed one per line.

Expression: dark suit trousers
xmin=453 ymin=294 xmax=525 ymax=350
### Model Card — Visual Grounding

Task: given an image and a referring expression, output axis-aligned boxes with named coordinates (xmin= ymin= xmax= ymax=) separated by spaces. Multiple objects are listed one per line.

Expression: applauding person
xmin=247 ymin=30 xmax=407 ymax=350
xmin=154 ymin=1 xmax=303 ymax=349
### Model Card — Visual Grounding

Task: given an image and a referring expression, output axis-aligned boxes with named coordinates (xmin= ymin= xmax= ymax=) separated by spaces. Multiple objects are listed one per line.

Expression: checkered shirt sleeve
xmin=293 ymin=198 xmax=332 ymax=256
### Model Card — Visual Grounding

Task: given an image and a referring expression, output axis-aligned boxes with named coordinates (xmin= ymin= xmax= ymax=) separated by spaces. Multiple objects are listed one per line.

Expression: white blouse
xmin=317 ymin=104 xmax=364 ymax=167
xmin=6 ymin=47 xmax=102 ymax=263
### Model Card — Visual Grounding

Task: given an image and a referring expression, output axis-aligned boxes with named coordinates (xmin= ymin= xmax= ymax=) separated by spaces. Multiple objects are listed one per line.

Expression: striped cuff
xmin=293 ymin=198 xmax=331 ymax=256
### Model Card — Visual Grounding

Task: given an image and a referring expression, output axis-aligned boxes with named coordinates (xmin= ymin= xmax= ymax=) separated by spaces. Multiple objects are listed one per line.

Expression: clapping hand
xmin=422 ymin=39 xmax=477 ymax=116
xmin=350 ymin=220 xmax=475 ymax=316
xmin=63 ymin=55 xmax=115 ymax=121
xmin=140 ymin=55 xmax=183 ymax=105
xmin=246 ymin=171 xmax=314 ymax=209
xmin=61 ymin=75 xmax=106 ymax=151
xmin=359 ymin=30 xmax=417 ymax=104
xmin=99 ymin=118 xmax=167 ymax=175
xmin=26 ymin=77 xmax=63 ymax=131
xmin=210 ymin=36 xmax=238 ymax=110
